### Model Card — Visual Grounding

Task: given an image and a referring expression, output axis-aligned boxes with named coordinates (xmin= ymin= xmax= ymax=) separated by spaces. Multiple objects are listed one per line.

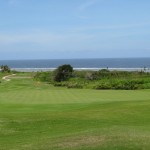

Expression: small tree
xmin=53 ymin=64 xmax=73 ymax=82
xmin=0 ymin=65 xmax=10 ymax=73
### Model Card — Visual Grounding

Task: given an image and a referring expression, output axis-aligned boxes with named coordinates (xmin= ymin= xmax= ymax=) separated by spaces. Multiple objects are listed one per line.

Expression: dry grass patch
xmin=53 ymin=135 xmax=106 ymax=149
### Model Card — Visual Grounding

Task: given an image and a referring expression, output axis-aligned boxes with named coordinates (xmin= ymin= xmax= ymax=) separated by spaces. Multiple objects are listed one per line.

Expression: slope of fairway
xmin=0 ymin=75 xmax=150 ymax=150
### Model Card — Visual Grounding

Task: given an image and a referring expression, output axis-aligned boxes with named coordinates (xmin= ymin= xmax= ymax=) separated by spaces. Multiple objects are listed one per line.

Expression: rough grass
xmin=0 ymin=73 xmax=150 ymax=150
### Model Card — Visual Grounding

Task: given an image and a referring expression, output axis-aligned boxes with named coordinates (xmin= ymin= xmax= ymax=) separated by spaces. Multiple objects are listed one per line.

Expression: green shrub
xmin=34 ymin=71 xmax=53 ymax=82
xmin=93 ymin=80 xmax=140 ymax=90
xmin=85 ymin=72 xmax=98 ymax=80
xmin=53 ymin=64 xmax=73 ymax=82
xmin=67 ymin=83 xmax=83 ymax=89
xmin=0 ymin=65 xmax=11 ymax=73
xmin=93 ymin=81 xmax=112 ymax=90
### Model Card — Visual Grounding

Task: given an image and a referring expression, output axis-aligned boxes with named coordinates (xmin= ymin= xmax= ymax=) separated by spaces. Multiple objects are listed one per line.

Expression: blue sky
xmin=0 ymin=0 xmax=150 ymax=59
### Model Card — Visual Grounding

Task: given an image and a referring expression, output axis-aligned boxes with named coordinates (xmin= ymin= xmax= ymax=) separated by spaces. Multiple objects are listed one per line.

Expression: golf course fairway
xmin=0 ymin=75 xmax=150 ymax=150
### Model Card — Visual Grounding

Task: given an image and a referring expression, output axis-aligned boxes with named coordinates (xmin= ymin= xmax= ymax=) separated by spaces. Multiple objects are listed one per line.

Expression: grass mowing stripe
xmin=0 ymin=88 xmax=150 ymax=104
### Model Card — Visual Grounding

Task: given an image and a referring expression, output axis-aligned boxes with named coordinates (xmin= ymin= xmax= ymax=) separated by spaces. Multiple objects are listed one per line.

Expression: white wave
xmin=11 ymin=67 xmax=150 ymax=72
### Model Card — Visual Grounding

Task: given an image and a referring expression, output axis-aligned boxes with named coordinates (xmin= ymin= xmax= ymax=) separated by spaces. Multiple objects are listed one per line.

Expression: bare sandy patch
xmin=2 ymin=74 xmax=16 ymax=81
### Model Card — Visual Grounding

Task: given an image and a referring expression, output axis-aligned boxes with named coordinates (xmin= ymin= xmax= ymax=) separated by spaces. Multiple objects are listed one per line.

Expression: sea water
xmin=0 ymin=58 xmax=150 ymax=72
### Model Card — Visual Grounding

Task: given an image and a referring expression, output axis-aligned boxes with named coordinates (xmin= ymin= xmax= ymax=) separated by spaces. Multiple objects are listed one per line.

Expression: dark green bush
xmin=53 ymin=64 xmax=73 ymax=82
xmin=0 ymin=65 xmax=11 ymax=73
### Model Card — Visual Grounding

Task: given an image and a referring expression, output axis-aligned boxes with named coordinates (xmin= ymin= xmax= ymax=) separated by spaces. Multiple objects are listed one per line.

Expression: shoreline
xmin=11 ymin=67 xmax=150 ymax=72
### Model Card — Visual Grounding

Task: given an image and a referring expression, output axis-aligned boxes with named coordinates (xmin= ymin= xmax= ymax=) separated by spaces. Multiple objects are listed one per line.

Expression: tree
xmin=0 ymin=65 xmax=10 ymax=73
xmin=53 ymin=64 xmax=73 ymax=82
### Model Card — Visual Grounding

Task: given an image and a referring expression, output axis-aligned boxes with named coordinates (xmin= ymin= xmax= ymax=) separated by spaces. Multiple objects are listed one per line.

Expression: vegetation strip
xmin=34 ymin=64 xmax=150 ymax=90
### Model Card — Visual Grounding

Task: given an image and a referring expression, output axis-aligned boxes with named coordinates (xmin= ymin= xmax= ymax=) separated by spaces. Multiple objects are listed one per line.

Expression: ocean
xmin=0 ymin=58 xmax=150 ymax=72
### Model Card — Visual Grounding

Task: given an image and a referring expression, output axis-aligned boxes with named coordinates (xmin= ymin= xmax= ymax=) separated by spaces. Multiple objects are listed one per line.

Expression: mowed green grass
xmin=0 ymin=74 xmax=150 ymax=150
